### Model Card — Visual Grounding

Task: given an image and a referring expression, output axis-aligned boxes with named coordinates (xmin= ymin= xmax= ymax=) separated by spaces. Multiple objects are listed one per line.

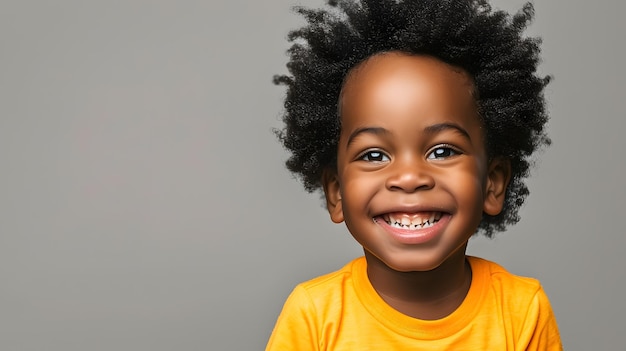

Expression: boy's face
xmin=323 ymin=53 xmax=509 ymax=272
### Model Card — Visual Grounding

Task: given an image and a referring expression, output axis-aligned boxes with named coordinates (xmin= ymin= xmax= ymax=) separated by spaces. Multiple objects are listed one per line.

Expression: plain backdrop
xmin=0 ymin=0 xmax=624 ymax=350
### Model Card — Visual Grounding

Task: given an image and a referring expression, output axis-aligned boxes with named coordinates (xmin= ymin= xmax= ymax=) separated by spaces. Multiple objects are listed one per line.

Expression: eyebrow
xmin=346 ymin=127 xmax=390 ymax=148
xmin=346 ymin=122 xmax=471 ymax=149
xmin=423 ymin=122 xmax=471 ymax=141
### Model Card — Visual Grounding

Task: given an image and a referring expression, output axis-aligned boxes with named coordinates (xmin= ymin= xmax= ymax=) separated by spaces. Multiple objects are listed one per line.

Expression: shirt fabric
xmin=266 ymin=256 xmax=562 ymax=350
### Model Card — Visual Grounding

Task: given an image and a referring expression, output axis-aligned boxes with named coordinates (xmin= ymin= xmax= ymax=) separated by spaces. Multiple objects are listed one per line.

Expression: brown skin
xmin=322 ymin=52 xmax=511 ymax=320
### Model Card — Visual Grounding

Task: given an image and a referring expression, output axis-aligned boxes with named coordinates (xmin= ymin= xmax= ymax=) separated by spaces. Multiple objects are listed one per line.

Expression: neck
xmin=365 ymin=249 xmax=472 ymax=320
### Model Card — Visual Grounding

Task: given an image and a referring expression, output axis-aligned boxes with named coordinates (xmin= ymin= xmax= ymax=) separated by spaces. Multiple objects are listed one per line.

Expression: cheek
xmin=341 ymin=176 xmax=367 ymax=206
xmin=340 ymin=171 xmax=379 ymax=212
xmin=445 ymin=164 xmax=487 ymax=200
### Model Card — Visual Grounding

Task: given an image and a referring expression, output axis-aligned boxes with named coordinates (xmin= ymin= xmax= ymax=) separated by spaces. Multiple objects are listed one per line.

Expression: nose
xmin=385 ymin=157 xmax=435 ymax=193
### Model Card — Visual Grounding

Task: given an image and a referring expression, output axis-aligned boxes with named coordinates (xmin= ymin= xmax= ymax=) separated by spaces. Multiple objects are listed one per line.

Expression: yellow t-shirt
xmin=266 ymin=256 xmax=562 ymax=350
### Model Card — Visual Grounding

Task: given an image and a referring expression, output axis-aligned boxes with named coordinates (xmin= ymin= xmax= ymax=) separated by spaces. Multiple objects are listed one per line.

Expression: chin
xmin=375 ymin=253 xmax=450 ymax=273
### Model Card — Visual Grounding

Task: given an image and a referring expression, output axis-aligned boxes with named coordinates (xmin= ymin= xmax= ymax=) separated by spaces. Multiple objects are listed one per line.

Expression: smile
xmin=381 ymin=212 xmax=443 ymax=230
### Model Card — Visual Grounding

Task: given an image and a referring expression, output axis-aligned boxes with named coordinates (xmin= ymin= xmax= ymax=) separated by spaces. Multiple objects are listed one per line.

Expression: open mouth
xmin=380 ymin=212 xmax=443 ymax=230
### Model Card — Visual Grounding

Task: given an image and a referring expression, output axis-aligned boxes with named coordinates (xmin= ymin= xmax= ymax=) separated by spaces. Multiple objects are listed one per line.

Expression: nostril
xmin=385 ymin=168 xmax=435 ymax=192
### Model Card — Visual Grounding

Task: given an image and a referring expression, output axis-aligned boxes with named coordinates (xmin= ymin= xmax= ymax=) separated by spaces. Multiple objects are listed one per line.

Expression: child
xmin=267 ymin=0 xmax=562 ymax=349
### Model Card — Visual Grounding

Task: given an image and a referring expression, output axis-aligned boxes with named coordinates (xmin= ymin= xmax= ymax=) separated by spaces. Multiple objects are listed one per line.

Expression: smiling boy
xmin=267 ymin=1 xmax=562 ymax=350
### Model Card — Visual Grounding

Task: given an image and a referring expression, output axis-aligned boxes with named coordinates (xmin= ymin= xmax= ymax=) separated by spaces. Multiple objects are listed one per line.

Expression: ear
xmin=321 ymin=168 xmax=344 ymax=223
xmin=483 ymin=158 xmax=512 ymax=216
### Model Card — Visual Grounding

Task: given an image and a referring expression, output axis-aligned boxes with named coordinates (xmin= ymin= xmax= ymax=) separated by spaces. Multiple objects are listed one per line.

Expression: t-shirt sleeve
xmin=265 ymin=285 xmax=320 ymax=351
xmin=519 ymin=286 xmax=563 ymax=351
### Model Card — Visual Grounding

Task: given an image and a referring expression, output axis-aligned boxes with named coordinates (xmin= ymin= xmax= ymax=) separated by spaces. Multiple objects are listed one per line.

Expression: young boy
xmin=267 ymin=0 xmax=562 ymax=349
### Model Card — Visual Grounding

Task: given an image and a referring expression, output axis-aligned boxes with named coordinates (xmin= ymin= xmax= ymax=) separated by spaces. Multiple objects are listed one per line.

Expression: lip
xmin=374 ymin=213 xmax=451 ymax=245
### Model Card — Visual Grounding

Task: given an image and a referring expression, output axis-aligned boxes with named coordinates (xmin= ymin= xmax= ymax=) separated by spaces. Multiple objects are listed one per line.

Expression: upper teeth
xmin=383 ymin=212 xmax=442 ymax=230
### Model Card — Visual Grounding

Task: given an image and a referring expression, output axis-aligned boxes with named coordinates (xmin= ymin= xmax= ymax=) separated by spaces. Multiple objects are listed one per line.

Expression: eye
xmin=427 ymin=145 xmax=460 ymax=160
xmin=359 ymin=150 xmax=390 ymax=163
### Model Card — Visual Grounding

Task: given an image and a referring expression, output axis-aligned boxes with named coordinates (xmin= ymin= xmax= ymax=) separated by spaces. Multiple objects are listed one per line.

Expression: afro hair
xmin=274 ymin=0 xmax=551 ymax=236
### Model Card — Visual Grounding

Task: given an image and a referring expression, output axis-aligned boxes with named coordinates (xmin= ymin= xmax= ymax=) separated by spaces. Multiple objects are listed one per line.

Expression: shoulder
xmin=469 ymin=257 xmax=554 ymax=327
xmin=468 ymin=256 xmax=555 ymax=324
xmin=468 ymin=256 xmax=561 ymax=347
xmin=292 ymin=257 xmax=363 ymax=303
xmin=271 ymin=257 xmax=364 ymax=332
xmin=468 ymin=256 xmax=543 ymax=296
xmin=266 ymin=259 xmax=364 ymax=351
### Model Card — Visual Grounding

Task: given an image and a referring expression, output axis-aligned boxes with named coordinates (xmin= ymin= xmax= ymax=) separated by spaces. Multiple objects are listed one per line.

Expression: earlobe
xmin=483 ymin=158 xmax=512 ymax=216
xmin=321 ymin=168 xmax=344 ymax=223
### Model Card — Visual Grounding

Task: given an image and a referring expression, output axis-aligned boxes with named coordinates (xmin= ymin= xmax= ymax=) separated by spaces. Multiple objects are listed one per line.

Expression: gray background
xmin=0 ymin=0 xmax=624 ymax=350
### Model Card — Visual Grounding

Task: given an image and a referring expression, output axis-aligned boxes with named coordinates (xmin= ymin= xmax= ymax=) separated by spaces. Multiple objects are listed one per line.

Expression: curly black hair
xmin=274 ymin=0 xmax=551 ymax=237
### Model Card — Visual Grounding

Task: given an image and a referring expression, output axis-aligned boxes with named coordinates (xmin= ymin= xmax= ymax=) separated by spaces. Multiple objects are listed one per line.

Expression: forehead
xmin=339 ymin=53 xmax=479 ymax=129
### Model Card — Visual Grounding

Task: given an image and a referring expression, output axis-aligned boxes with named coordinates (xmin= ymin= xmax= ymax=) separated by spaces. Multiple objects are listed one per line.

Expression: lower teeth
xmin=387 ymin=220 xmax=438 ymax=229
